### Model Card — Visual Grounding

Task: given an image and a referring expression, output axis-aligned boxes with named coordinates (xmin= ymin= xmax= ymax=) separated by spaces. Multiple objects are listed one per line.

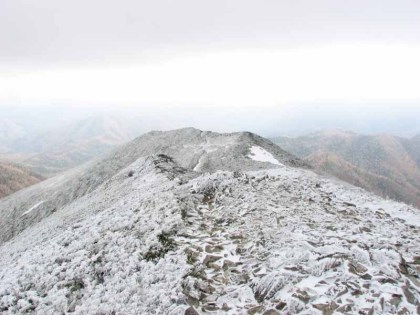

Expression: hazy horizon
xmin=1 ymin=0 xmax=419 ymax=136
xmin=1 ymin=103 xmax=420 ymax=138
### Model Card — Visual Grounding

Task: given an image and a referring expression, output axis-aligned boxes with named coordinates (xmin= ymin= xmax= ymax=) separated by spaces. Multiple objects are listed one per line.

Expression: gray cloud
xmin=1 ymin=0 xmax=420 ymax=65
xmin=1 ymin=0 xmax=419 ymax=137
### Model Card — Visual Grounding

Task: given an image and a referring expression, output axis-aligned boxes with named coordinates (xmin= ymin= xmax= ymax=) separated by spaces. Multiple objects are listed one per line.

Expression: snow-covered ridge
xmin=0 ymin=128 xmax=418 ymax=314
xmin=0 ymin=128 xmax=304 ymax=245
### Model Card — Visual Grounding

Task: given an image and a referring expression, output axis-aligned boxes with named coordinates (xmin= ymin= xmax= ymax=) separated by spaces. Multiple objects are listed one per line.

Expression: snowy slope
xmin=0 ymin=128 xmax=419 ymax=314
xmin=0 ymin=128 xmax=304 ymax=245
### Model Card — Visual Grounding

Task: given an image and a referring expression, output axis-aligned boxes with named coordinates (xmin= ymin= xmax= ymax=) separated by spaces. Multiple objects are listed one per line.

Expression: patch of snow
xmin=248 ymin=146 xmax=282 ymax=165
xmin=20 ymin=201 xmax=44 ymax=217
xmin=193 ymin=154 xmax=207 ymax=172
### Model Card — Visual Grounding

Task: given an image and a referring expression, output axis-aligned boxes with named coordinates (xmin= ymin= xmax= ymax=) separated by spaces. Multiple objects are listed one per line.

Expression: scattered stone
xmin=222 ymin=303 xmax=231 ymax=311
xmin=397 ymin=307 xmax=410 ymax=315
xmin=412 ymin=256 xmax=420 ymax=265
xmin=207 ymin=262 xmax=222 ymax=271
xmin=390 ymin=294 xmax=402 ymax=307
xmin=336 ymin=304 xmax=353 ymax=313
xmin=361 ymin=273 xmax=372 ymax=280
xmin=213 ymin=274 xmax=228 ymax=285
xmin=185 ymin=306 xmax=199 ymax=315
xmin=205 ymin=244 xmax=224 ymax=253
xmin=312 ymin=301 xmax=338 ymax=315
xmin=402 ymin=284 xmax=417 ymax=305
xmin=360 ymin=226 xmax=371 ymax=233
xmin=202 ymin=303 xmax=219 ymax=312
xmin=275 ymin=302 xmax=286 ymax=311
xmin=203 ymin=255 xmax=222 ymax=267
xmin=196 ymin=282 xmax=215 ymax=295
xmin=247 ymin=305 xmax=264 ymax=315
xmin=293 ymin=289 xmax=311 ymax=303
xmin=343 ymin=202 xmax=356 ymax=207
xmin=223 ymin=259 xmax=237 ymax=270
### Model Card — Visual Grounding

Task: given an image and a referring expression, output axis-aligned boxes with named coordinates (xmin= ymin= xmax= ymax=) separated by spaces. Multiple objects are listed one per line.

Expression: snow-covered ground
xmin=0 ymin=128 xmax=304 ymax=245
xmin=0 ymin=128 xmax=419 ymax=314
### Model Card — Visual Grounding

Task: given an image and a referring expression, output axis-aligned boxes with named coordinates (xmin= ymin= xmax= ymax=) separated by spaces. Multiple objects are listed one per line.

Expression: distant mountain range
xmin=0 ymin=114 xmax=180 ymax=198
xmin=272 ymin=130 xmax=420 ymax=208
xmin=15 ymin=115 xmax=141 ymax=175
xmin=0 ymin=161 xmax=44 ymax=198
xmin=0 ymin=115 xmax=149 ymax=177
xmin=2 ymin=117 xmax=420 ymax=211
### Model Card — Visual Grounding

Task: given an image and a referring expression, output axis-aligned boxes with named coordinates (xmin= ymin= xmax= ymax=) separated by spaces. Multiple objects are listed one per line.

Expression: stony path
xmin=173 ymin=170 xmax=420 ymax=314
xmin=176 ymin=197 xmax=251 ymax=314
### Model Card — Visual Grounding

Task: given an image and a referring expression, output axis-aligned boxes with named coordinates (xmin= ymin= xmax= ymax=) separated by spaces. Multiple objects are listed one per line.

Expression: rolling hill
xmin=4 ymin=115 xmax=142 ymax=176
xmin=272 ymin=130 xmax=420 ymax=209
xmin=0 ymin=162 xmax=44 ymax=199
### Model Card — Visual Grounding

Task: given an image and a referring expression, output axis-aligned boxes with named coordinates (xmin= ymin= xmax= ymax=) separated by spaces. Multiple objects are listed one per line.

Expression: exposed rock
xmin=185 ymin=306 xmax=199 ymax=315
xmin=336 ymin=304 xmax=353 ymax=313
xmin=203 ymin=255 xmax=222 ymax=267
xmin=247 ymin=305 xmax=264 ymax=315
xmin=275 ymin=302 xmax=287 ymax=310
xmin=402 ymin=284 xmax=417 ymax=305
xmin=312 ymin=301 xmax=338 ymax=315
xmin=292 ymin=289 xmax=311 ymax=304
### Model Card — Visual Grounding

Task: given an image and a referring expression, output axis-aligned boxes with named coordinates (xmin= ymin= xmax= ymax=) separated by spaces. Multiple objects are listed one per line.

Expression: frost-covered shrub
xmin=142 ymin=232 xmax=177 ymax=262
xmin=64 ymin=277 xmax=85 ymax=293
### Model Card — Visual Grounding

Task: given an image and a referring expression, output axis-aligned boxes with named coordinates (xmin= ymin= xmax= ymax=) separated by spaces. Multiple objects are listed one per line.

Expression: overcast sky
xmin=0 ymin=0 xmax=419 ymax=134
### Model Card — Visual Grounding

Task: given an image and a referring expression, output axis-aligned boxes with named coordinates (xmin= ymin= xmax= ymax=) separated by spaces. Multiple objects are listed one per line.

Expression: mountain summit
xmin=0 ymin=128 xmax=305 ymax=244
xmin=0 ymin=128 xmax=419 ymax=314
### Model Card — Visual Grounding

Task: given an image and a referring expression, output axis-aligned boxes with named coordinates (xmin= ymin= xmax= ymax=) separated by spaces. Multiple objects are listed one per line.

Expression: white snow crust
xmin=248 ymin=146 xmax=282 ymax=165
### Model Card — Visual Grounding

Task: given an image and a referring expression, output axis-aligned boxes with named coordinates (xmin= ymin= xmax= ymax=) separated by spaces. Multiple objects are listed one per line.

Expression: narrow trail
xmin=176 ymin=195 xmax=251 ymax=314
